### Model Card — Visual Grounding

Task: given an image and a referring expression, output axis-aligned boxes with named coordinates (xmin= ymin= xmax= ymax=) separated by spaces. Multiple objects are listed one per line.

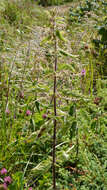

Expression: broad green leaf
xmin=56 ymin=30 xmax=66 ymax=41
xmin=59 ymin=49 xmax=79 ymax=58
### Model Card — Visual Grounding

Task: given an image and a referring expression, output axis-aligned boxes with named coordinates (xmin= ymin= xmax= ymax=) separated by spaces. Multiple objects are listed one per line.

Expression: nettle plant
xmin=30 ymin=9 xmax=79 ymax=189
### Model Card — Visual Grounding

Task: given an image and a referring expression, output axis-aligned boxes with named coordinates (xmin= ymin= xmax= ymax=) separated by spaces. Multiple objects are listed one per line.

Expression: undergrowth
xmin=0 ymin=0 xmax=107 ymax=190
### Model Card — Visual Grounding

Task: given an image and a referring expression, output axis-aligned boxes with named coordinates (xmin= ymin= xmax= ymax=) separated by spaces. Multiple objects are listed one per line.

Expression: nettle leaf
xmin=69 ymin=104 xmax=76 ymax=116
xmin=40 ymin=35 xmax=51 ymax=45
xmin=56 ymin=30 xmax=66 ymax=41
xmin=59 ymin=49 xmax=78 ymax=58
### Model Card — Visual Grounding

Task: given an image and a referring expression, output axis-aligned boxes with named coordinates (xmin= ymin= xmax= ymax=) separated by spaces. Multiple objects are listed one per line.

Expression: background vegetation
xmin=0 ymin=0 xmax=107 ymax=189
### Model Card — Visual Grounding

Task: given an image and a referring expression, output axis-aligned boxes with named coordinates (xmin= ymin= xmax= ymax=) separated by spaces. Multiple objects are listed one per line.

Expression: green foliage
xmin=69 ymin=0 xmax=101 ymax=23
xmin=38 ymin=0 xmax=73 ymax=6
xmin=92 ymin=10 xmax=107 ymax=76
xmin=0 ymin=0 xmax=107 ymax=189
xmin=2 ymin=2 xmax=20 ymax=24
xmin=9 ymin=172 xmax=24 ymax=190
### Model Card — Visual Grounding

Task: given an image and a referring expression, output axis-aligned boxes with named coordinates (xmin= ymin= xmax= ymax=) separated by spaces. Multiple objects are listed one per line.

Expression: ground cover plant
xmin=0 ymin=0 xmax=107 ymax=189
